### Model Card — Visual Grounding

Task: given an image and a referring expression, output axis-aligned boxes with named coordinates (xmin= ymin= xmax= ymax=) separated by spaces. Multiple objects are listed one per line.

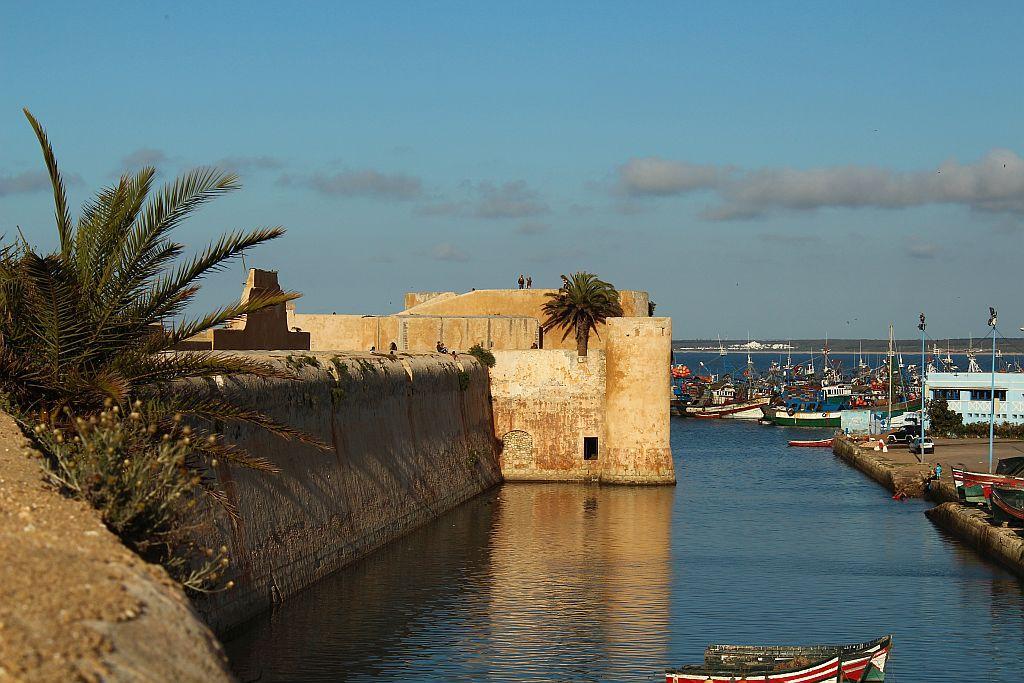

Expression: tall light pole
xmin=918 ymin=313 xmax=926 ymax=463
xmin=988 ymin=307 xmax=997 ymax=474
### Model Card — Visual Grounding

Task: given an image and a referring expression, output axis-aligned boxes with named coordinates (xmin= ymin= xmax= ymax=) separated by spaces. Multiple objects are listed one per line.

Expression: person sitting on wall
xmin=925 ymin=463 xmax=943 ymax=493
xmin=530 ymin=342 xmax=538 ymax=349
xmin=369 ymin=345 xmax=375 ymax=352
xmin=389 ymin=341 xmax=398 ymax=353
xmin=436 ymin=340 xmax=448 ymax=354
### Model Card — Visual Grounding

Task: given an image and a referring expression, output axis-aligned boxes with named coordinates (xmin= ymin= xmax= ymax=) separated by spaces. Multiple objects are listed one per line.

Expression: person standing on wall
xmin=526 ymin=276 xmax=532 ymax=289
xmin=518 ymin=274 xmax=525 ymax=289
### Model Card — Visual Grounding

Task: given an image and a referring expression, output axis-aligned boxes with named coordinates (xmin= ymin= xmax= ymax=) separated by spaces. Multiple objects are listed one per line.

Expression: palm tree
xmin=542 ymin=272 xmax=623 ymax=356
xmin=1 ymin=110 xmax=316 ymax=481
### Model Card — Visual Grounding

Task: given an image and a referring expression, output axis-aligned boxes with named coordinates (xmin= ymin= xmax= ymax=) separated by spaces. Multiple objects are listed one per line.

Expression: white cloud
xmin=279 ymin=169 xmax=422 ymax=200
xmin=614 ymin=149 xmax=1024 ymax=220
xmin=214 ymin=155 xmax=284 ymax=172
xmin=121 ymin=148 xmax=168 ymax=168
xmin=431 ymin=242 xmax=469 ymax=262
xmin=0 ymin=170 xmax=50 ymax=196
xmin=515 ymin=221 xmax=549 ymax=235
xmin=617 ymin=157 xmax=726 ymax=196
xmin=417 ymin=180 xmax=548 ymax=220
xmin=904 ymin=240 xmax=942 ymax=260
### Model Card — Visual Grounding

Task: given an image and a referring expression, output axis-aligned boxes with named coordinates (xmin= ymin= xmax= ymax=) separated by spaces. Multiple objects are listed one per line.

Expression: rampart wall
xmin=196 ymin=351 xmax=502 ymax=633
xmin=490 ymin=350 xmax=606 ymax=481
xmin=288 ymin=312 xmax=538 ymax=353
xmin=400 ymin=289 xmax=650 ymax=352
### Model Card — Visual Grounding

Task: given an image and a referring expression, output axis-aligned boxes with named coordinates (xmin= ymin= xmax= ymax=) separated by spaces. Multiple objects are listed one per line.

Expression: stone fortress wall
xmin=197 ymin=351 xmax=503 ymax=633
xmin=490 ymin=317 xmax=674 ymax=485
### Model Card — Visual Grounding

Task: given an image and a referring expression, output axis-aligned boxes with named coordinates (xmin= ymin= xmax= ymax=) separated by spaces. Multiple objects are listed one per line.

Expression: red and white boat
xmin=788 ymin=438 xmax=834 ymax=448
xmin=950 ymin=465 xmax=1024 ymax=499
xmin=666 ymin=635 xmax=892 ymax=683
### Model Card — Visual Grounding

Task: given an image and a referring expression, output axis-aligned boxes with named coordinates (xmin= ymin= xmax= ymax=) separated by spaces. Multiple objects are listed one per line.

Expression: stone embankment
xmin=196 ymin=351 xmax=502 ymax=634
xmin=832 ymin=433 xmax=955 ymax=501
xmin=926 ymin=503 xmax=1024 ymax=580
xmin=0 ymin=412 xmax=233 ymax=682
xmin=834 ymin=434 xmax=1024 ymax=578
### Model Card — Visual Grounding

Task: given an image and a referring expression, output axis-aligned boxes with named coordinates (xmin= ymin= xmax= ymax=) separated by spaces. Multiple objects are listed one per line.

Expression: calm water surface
xmin=225 ymin=419 xmax=1024 ymax=681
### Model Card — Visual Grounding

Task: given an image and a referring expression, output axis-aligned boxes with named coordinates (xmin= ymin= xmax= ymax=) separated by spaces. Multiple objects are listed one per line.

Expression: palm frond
xmin=23 ymin=109 xmax=73 ymax=256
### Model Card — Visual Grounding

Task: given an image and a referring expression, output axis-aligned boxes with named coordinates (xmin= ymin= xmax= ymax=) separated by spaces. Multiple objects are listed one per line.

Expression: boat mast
xmin=888 ymin=323 xmax=894 ymax=427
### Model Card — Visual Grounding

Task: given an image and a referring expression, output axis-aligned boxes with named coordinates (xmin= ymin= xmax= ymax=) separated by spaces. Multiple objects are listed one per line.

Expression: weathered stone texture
xmin=195 ymin=352 xmax=502 ymax=633
xmin=490 ymin=350 xmax=606 ymax=481
xmin=602 ymin=317 xmax=674 ymax=484
xmin=926 ymin=502 xmax=1024 ymax=579
xmin=0 ymin=412 xmax=232 ymax=682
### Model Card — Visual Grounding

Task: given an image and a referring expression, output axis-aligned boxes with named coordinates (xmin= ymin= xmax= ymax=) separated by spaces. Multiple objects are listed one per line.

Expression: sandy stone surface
xmin=0 ymin=412 xmax=234 ymax=682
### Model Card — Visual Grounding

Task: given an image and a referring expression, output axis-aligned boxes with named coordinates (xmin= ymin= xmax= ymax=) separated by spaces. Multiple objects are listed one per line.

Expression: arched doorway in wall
xmin=501 ymin=430 xmax=534 ymax=470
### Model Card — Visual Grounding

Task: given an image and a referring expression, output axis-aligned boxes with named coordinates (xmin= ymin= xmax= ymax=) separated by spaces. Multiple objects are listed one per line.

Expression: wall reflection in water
xmin=224 ymin=483 xmax=673 ymax=682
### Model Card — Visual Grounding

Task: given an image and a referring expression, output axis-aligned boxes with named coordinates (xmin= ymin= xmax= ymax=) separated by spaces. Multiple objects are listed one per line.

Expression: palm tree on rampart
xmin=1 ymin=109 xmax=314 ymax=480
xmin=542 ymin=272 xmax=623 ymax=357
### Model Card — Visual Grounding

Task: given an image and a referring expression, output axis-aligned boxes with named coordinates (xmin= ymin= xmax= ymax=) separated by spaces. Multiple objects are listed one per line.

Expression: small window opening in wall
xmin=583 ymin=436 xmax=599 ymax=460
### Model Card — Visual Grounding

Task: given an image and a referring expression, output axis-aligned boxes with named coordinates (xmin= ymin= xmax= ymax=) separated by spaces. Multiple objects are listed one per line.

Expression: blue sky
xmin=2 ymin=2 xmax=1023 ymax=340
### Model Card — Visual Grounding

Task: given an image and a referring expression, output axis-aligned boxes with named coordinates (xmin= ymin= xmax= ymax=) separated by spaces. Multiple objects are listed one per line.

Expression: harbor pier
xmin=833 ymin=432 xmax=1024 ymax=578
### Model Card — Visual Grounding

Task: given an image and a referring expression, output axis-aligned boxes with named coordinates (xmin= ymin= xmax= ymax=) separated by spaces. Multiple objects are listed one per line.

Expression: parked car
xmin=886 ymin=425 xmax=921 ymax=444
xmin=909 ymin=436 xmax=935 ymax=455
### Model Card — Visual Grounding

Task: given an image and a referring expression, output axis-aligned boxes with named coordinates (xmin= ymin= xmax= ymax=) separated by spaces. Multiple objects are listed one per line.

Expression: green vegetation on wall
xmin=467 ymin=343 xmax=496 ymax=368
xmin=0 ymin=111 xmax=318 ymax=591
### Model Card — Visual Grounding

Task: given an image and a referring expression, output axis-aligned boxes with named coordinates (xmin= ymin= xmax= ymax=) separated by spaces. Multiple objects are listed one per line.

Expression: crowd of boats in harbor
xmin=670 ymin=333 xmax=1024 ymax=429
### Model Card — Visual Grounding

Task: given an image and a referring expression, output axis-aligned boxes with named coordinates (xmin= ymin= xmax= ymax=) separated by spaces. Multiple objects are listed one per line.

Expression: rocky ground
xmin=0 ymin=412 xmax=233 ymax=682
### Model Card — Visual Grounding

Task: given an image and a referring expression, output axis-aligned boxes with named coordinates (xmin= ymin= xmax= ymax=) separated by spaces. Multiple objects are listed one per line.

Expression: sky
xmin=2 ymin=2 xmax=1023 ymax=341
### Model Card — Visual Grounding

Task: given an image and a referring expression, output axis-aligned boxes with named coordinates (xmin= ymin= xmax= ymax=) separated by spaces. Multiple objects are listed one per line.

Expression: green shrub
xmin=457 ymin=370 xmax=471 ymax=391
xmin=1 ymin=111 xmax=318 ymax=592
xmin=467 ymin=343 xmax=496 ymax=368
xmin=31 ymin=402 xmax=231 ymax=592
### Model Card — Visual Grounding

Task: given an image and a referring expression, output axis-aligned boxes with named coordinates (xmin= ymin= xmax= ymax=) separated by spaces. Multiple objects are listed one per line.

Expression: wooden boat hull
xmin=788 ymin=438 xmax=835 ymax=448
xmin=766 ymin=402 xmax=915 ymax=428
xmin=951 ymin=466 xmax=1024 ymax=501
xmin=990 ymin=486 xmax=1024 ymax=527
xmin=686 ymin=397 xmax=770 ymax=420
xmin=765 ymin=408 xmax=843 ymax=428
xmin=667 ymin=635 xmax=891 ymax=683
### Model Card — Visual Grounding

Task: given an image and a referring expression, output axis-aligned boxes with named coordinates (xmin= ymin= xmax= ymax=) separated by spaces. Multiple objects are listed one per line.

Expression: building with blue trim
xmin=927 ymin=372 xmax=1024 ymax=425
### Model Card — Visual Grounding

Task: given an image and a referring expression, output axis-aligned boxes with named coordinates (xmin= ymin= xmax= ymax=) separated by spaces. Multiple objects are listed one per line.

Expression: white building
xmin=928 ymin=372 xmax=1024 ymax=425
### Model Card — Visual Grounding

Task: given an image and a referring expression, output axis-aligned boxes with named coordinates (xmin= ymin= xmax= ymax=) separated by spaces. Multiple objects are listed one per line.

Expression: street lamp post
xmin=988 ymin=307 xmax=997 ymax=474
xmin=918 ymin=313 xmax=926 ymax=463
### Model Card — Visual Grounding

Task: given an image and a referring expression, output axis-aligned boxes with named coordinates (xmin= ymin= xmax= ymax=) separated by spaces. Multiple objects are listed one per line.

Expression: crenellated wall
xmin=195 ymin=351 xmax=502 ymax=633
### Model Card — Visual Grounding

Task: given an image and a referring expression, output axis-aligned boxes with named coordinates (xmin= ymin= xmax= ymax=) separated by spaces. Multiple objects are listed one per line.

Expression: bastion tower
xmin=600 ymin=317 xmax=676 ymax=484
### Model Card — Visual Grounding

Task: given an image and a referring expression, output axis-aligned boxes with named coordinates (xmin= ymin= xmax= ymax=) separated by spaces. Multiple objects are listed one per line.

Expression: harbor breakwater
xmin=925 ymin=503 xmax=1024 ymax=581
xmin=197 ymin=351 xmax=502 ymax=633
xmin=833 ymin=433 xmax=1024 ymax=581
xmin=832 ymin=433 xmax=957 ymax=501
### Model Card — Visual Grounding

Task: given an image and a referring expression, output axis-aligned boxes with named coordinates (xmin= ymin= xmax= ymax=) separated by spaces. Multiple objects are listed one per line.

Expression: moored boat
xmin=788 ymin=438 xmax=834 ymax=448
xmin=686 ymin=396 xmax=770 ymax=419
xmin=666 ymin=635 xmax=892 ymax=683
xmin=990 ymin=486 xmax=1024 ymax=526
xmin=950 ymin=464 xmax=1024 ymax=501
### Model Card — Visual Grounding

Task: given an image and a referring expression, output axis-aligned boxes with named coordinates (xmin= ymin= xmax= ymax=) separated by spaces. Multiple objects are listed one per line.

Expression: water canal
xmin=225 ymin=419 xmax=1024 ymax=682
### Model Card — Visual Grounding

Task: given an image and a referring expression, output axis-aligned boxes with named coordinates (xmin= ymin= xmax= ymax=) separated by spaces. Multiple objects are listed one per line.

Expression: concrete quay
xmin=833 ymin=433 xmax=1024 ymax=579
xmin=926 ymin=503 xmax=1024 ymax=581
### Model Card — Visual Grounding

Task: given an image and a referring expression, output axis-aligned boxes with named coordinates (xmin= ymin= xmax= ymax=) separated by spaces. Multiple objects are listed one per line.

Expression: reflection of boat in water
xmin=666 ymin=634 xmax=892 ymax=683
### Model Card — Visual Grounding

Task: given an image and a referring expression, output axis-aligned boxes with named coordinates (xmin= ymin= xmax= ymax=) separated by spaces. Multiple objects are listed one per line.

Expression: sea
xmin=224 ymin=417 xmax=1024 ymax=682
